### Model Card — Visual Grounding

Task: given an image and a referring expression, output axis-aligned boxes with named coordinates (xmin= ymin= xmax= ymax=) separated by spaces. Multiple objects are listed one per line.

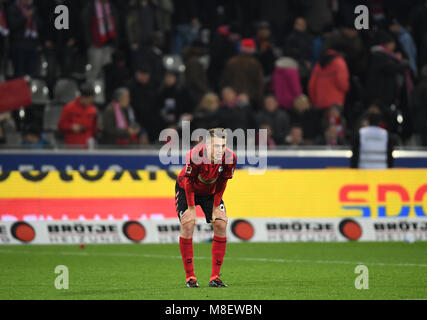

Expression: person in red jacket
xmin=175 ymin=128 xmax=237 ymax=288
xmin=58 ymin=83 xmax=98 ymax=147
xmin=308 ymin=49 xmax=349 ymax=109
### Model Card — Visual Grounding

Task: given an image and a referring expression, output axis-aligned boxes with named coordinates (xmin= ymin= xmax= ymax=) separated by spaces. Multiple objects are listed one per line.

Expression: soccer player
xmin=175 ymin=128 xmax=237 ymax=288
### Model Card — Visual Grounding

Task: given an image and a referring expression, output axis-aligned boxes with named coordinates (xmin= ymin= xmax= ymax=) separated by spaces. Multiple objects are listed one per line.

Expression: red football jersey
xmin=177 ymin=144 xmax=237 ymax=207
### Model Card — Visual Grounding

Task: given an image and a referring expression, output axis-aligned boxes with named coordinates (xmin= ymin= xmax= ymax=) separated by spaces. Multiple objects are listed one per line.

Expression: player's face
xmin=208 ymin=137 xmax=226 ymax=163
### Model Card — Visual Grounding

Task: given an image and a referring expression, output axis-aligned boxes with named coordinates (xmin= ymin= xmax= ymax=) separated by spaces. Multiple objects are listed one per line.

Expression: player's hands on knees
xmin=212 ymin=206 xmax=224 ymax=220
xmin=184 ymin=206 xmax=196 ymax=218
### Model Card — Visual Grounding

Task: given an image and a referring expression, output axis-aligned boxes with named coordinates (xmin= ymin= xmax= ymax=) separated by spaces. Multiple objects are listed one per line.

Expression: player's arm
xmin=183 ymin=174 xmax=197 ymax=209
xmin=213 ymin=153 xmax=237 ymax=209
xmin=183 ymin=150 xmax=200 ymax=210
xmin=213 ymin=177 xmax=228 ymax=208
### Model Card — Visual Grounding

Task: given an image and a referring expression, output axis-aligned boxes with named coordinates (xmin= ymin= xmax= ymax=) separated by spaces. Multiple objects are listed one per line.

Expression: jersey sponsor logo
xmin=185 ymin=165 xmax=192 ymax=174
xmin=197 ymin=174 xmax=218 ymax=185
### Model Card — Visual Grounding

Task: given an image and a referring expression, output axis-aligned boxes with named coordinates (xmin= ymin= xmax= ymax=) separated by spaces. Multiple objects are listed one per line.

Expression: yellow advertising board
xmin=0 ymin=169 xmax=425 ymax=220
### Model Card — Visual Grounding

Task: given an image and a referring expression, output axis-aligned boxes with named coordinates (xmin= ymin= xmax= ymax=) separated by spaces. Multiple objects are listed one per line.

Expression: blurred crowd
xmin=0 ymin=0 xmax=427 ymax=148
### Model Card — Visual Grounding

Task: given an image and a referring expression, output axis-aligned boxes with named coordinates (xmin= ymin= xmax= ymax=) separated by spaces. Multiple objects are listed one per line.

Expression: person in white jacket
xmin=351 ymin=112 xmax=395 ymax=169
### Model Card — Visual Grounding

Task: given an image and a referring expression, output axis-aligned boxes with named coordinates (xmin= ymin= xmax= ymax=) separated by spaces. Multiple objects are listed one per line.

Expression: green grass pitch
xmin=0 ymin=242 xmax=426 ymax=300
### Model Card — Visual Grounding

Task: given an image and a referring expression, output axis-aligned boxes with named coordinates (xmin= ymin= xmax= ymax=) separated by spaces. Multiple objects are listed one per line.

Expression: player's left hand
xmin=212 ymin=205 xmax=228 ymax=224
xmin=212 ymin=206 xmax=222 ymax=216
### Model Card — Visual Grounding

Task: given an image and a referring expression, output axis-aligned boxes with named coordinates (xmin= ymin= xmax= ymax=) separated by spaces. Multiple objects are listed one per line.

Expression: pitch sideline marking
xmin=1 ymin=249 xmax=427 ymax=268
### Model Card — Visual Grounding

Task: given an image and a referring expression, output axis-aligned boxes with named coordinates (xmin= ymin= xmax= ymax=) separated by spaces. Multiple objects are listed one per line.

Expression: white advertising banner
xmin=0 ymin=218 xmax=426 ymax=245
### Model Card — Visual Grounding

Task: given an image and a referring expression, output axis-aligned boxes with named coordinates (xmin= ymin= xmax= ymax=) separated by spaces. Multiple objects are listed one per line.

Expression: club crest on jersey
xmin=219 ymin=166 xmax=223 ymax=173
xmin=185 ymin=164 xmax=192 ymax=174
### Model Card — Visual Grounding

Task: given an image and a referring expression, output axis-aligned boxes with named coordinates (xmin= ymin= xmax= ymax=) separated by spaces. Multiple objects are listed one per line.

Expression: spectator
xmin=315 ymin=124 xmax=345 ymax=146
xmin=289 ymin=94 xmax=321 ymax=144
xmin=323 ymin=23 xmax=367 ymax=78
xmin=0 ymin=0 xmax=9 ymax=78
xmin=208 ymin=23 xmax=241 ymax=91
xmin=157 ymin=71 xmax=192 ymax=129
xmin=272 ymin=56 xmax=302 ymax=110
xmin=40 ymin=0 xmax=81 ymax=90
xmin=22 ymin=124 xmax=50 ymax=149
xmin=191 ymin=92 xmax=221 ymax=131
xmin=220 ymin=87 xmax=238 ymax=109
xmin=126 ymin=64 xmax=159 ymax=142
xmin=218 ymin=92 xmax=256 ymax=132
xmin=182 ymin=41 xmax=209 ymax=107
xmin=308 ymin=49 xmax=350 ymax=110
xmin=103 ymin=50 xmax=131 ymax=103
xmin=58 ymin=83 xmax=98 ymax=148
xmin=7 ymin=0 xmax=41 ymax=78
xmin=171 ymin=0 xmax=199 ymax=55
xmin=259 ymin=123 xmax=276 ymax=148
xmin=301 ymin=0 xmax=333 ymax=34
xmin=126 ymin=0 xmax=158 ymax=51
xmin=132 ymin=31 xmax=165 ymax=88
xmin=357 ymin=102 xmax=388 ymax=131
xmin=82 ymin=0 xmax=120 ymax=81
xmin=410 ymin=66 xmax=427 ymax=146
xmin=255 ymin=21 xmax=276 ymax=80
xmin=285 ymin=125 xmax=304 ymax=146
xmin=284 ymin=17 xmax=313 ymax=86
xmin=101 ymin=87 xmax=149 ymax=145
xmin=366 ymin=32 xmax=411 ymax=110
xmin=220 ymin=38 xmax=264 ymax=109
xmin=351 ymin=112 xmax=395 ymax=169
xmin=258 ymin=0 xmax=291 ymax=45
xmin=151 ymin=0 xmax=174 ymax=45
xmin=408 ymin=0 xmax=427 ymax=67
xmin=0 ymin=112 xmax=15 ymax=144
xmin=256 ymin=94 xmax=290 ymax=145
xmin=322 ymin=104 xmax=346 ymax=141
xmin=389 ymin=18 xmax=418 ymax=75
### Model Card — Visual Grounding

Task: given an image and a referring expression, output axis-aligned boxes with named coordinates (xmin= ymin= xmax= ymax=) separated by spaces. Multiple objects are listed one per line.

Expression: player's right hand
xmin=184 ymin=206 xmax=196 ymax=217
xmin=180 ymin=206 xmax=197 ymax=226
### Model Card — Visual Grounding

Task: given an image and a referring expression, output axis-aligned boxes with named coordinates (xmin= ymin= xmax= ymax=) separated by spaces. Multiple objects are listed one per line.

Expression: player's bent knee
xmin=212 ymin=212 xmax=228 ymax=225
xmin=180 ymin=222 xmax=195 ymax=238
xmin=212 ymin=214 xmax=228 ymax=228
xmin=212 ymin=219 xmax=227 ymax=233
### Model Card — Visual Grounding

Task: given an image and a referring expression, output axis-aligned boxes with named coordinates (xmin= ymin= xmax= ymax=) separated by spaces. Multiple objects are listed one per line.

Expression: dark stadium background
xmin=0 ymin=0 xmax=426 ymax=149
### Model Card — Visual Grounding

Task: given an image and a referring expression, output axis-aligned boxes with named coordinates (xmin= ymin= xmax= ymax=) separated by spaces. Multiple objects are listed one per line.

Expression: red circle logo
xmin=11 ymin=222 xmax=35 ymax=243
xmin=123 ymin=221 xmax=146 ymax=242
xmin=339 ymin=219 xmax=362 ymax=241
xmin=231 ymin=220 xmax=255 ymax=241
